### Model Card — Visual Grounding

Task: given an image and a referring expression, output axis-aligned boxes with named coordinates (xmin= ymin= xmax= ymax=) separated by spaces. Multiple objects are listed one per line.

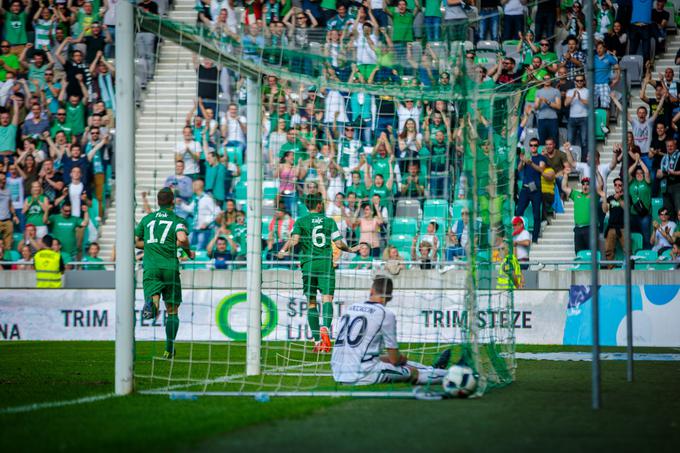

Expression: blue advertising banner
xmin=564 ymin=285 xmax=680 ymax=347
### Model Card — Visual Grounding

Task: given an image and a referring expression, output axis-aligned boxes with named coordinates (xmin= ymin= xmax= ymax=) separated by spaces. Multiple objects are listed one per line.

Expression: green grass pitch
xmin=1 ymin=342 xmax=679 ymax=452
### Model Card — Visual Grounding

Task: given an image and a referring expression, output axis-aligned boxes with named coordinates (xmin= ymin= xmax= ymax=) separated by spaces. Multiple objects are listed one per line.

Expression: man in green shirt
xmin=279 ymin=129 xmax=305 ymax=164
xmin=1 ymin=2 xmax=28 ymax=48
xmin=562 ymin=169 xmax=600 ymax=254
xmin=350 ymin=242 xmax=374 ymax=269
xmin=48 ymin=202 xmax=87 ymax=262
xmin=384 ymin=0 xmax=417 ymax=60
xmin=50 ymin=108 xmax=73 ymax=141
xmin=135 ymin=188 xmax=194 ymax=358
xmin=277 ymin=193 xmax=351 ymax=353
xmin=0 ymin=41 xmax=20 ymax=81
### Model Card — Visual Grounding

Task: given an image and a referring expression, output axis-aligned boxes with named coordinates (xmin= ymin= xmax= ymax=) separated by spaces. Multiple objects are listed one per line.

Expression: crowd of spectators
xmin=3 ymin=0 xmax=680 ymax=271
xmin=0 ymin=0 xmax=118 ymax=270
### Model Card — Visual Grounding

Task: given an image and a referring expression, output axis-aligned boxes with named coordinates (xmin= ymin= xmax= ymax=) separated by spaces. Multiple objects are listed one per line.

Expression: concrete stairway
xmin=98 ymin=0 xmax=198 ymax=260
xmin=529 ymin=34 xmax=680 ymax=263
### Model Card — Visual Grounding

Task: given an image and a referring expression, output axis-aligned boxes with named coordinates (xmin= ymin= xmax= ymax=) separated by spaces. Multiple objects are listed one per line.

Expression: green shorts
xmin=143 ymin=268 xmax=183 ymax=305
xmin=301 ymin=264 xmax=335 ymax=299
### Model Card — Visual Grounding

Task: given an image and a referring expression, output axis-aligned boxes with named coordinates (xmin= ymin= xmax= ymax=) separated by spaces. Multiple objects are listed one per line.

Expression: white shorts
xmin=339 ymin=360 xmax=413 ymax=386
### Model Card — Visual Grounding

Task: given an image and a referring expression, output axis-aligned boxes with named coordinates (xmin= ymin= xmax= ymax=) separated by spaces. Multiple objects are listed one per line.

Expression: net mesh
xmin=130 ymin=5 xmax=523 ymax=397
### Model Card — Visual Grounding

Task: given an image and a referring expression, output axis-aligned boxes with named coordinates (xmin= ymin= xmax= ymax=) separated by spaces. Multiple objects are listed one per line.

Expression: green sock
xmin=165 ymin=314 xmax=180 ymax=354
xmin=307 ymin=305 xmax=320 ymax=341
xmin=321 ymin=302 xmax=333 ymax=329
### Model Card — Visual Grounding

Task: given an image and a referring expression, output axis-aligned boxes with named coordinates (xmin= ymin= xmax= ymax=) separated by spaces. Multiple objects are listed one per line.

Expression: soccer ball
xmin=442 ymin=365 xmax=477 ymax=398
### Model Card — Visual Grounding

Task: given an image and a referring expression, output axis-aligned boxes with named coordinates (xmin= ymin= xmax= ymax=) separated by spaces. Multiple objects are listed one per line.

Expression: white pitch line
xmin=516 ymin=352 xmax=680 ymax=361
xmin=0 ymin=393 xmax=117 ymax=415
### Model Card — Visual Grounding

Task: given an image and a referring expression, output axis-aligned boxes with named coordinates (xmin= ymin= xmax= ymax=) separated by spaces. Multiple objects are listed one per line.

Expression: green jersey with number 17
xmin=291 ymin=212 xmax=341 ymax=270
xmin=135 ymin=208 xmax=188 ymax=271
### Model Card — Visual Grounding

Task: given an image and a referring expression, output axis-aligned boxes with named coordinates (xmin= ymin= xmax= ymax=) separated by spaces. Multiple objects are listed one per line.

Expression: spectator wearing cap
xmin=565 ymin=74 xmax=589 ymax=159
xmin=534 ymin=75 xmax=561 ymax=146
xmin=562 ymin=171 xmax=601 ymax=254
xmin=515 ymin=138 xmax=546 ymax=243
xmin=629 ymin=0 xmax=654 ymax=65
xmin=602 ymin=177 xmax=626 ymax=267
xmin=511 ymin=216 xmax=531 ymax=266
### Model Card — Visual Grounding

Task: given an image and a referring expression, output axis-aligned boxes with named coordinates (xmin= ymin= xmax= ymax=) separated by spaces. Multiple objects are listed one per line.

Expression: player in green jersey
xmin=135 ymin=188 xmax=195 ymax=359
xmin=277 ymin=193 xmax=351 ymax=353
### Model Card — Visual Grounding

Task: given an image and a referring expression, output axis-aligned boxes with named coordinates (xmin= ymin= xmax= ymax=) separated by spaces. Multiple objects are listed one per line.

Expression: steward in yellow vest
xmin=497 ymin=243 xmax=523 ymax=290
xmin=34 ymin=235 xmax=64 ymax=288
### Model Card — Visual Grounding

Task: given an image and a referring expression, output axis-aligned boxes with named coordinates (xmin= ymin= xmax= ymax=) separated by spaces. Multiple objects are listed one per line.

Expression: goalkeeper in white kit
xmin=331 ymin=275 xmax=451 ymax=385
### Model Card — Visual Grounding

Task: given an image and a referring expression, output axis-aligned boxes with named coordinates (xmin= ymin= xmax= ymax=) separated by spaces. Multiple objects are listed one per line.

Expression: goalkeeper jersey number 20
xmin=291 ymin=212 xmax=341 ymax=271
xmin=331 ymin=301 xmax=399 ymax=383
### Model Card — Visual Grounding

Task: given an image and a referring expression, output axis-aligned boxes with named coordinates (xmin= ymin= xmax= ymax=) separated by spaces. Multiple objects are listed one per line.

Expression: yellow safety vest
xmin=34 ymin=249 xmax=63 ymax=288
xmin=497 ymin=254 xmax=521 ymax=290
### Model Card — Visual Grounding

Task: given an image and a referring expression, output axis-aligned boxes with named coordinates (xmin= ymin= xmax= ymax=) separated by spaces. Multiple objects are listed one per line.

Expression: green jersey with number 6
xmin=292 ymin=212 xmax=341 ymax=272
xmin=135 ymin=208 xmax=188 ymax=271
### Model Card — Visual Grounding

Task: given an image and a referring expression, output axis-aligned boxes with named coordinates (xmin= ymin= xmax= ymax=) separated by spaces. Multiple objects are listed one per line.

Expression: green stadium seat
xmin=262 ymin=216 xmax=272 ymax=240
xmin=391 ymin=217 xmax=418 ymax=236
xmin=631 ymin=233 xmax=643 ymax=253
xmin=239 ymin=164 xmax=247 ymax=181
xmin=263 ymin=186 xmax=278 ymax=201
xmin=634 ymin=250 xmax=658 ymax=270
xmin=225 ymin=145 xmax=243 ymax=166
xmin=4 ymin=250 xmax=20 ymax=262
xmin=656 ymin=249 xmax=677 ymax=270
xmin=297 ymin=199 xmax=309 ymax=217
xmin=423 ymin=199 xmax=448 ymax=220
xmin=184 ymin=250 xmax=211 ymax=270
xmin=13 ymin=232 xmax=22 ymax=247
xmin=651 ymin=198 xmax=664 ymax=222
xmin=234 ymin=182 xmax=247 ymax=202
xmin=390 ymin=234 xmax=412 ymax=250
xmin=595 ymin=109 xmax=607 ymax=140
xmin=571 ymin=250 xmax=600 ymax=271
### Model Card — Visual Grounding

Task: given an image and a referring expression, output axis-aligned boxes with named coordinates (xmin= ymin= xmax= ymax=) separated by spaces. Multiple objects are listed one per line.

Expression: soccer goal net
xmin=129 ymin=6 xmax=523 ymax=398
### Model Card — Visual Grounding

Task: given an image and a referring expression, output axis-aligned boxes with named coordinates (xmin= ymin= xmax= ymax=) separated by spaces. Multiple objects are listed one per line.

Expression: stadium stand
xmin=2 ymin=0 xmax=680 ymax=272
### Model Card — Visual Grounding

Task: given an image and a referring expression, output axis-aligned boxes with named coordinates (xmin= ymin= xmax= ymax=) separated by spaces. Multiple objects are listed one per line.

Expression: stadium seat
xmin=631 ymin=233 xmax=643 ymax=253
xmin=13 ymin=232 xmax=22 ymax=247
xmin=391 ymin=217 xmax=418 ymax=236
xmin=656 ymin=249 xmax=677 ymax=270
xmin=571 ymin=250 xmax=601 ymax=271
xmin=476 ymin=40 xmax=500 ymax=52
xmin=89 ymin=198 xmax=100 ymax=227
xmin=395 ymin=199 xmax=421 ymax=219
xmin=234 ymin=181 xmax=247 ymax=202
xmin=262 ymin=216 xmax=272 ymax=241
xmin=226 ymin=146 xmax=243 ymax=167
xmin=5 ymin=250 xmax=19 ymax=262
xmin=634 ymin=250 xmax=658 ymax=270
xmin=239 ymin=164 xmax=247 ymax=181
xmin=184 ymin=250 xmax=211 ymax=270
xmin=263 ymin=186 xmax=278 ymax=201
xmin=619 ymin=55 xmax=643 ymax=86
xmin=652 ymin=197 xmax=664 ymax=222
xmin=390 ymin=234 xmax=412 ymax=250
xmin=423 ymin=199 xmax=448 ymax=220
xmin=595 ymin=109 xmax=607 ymax=140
